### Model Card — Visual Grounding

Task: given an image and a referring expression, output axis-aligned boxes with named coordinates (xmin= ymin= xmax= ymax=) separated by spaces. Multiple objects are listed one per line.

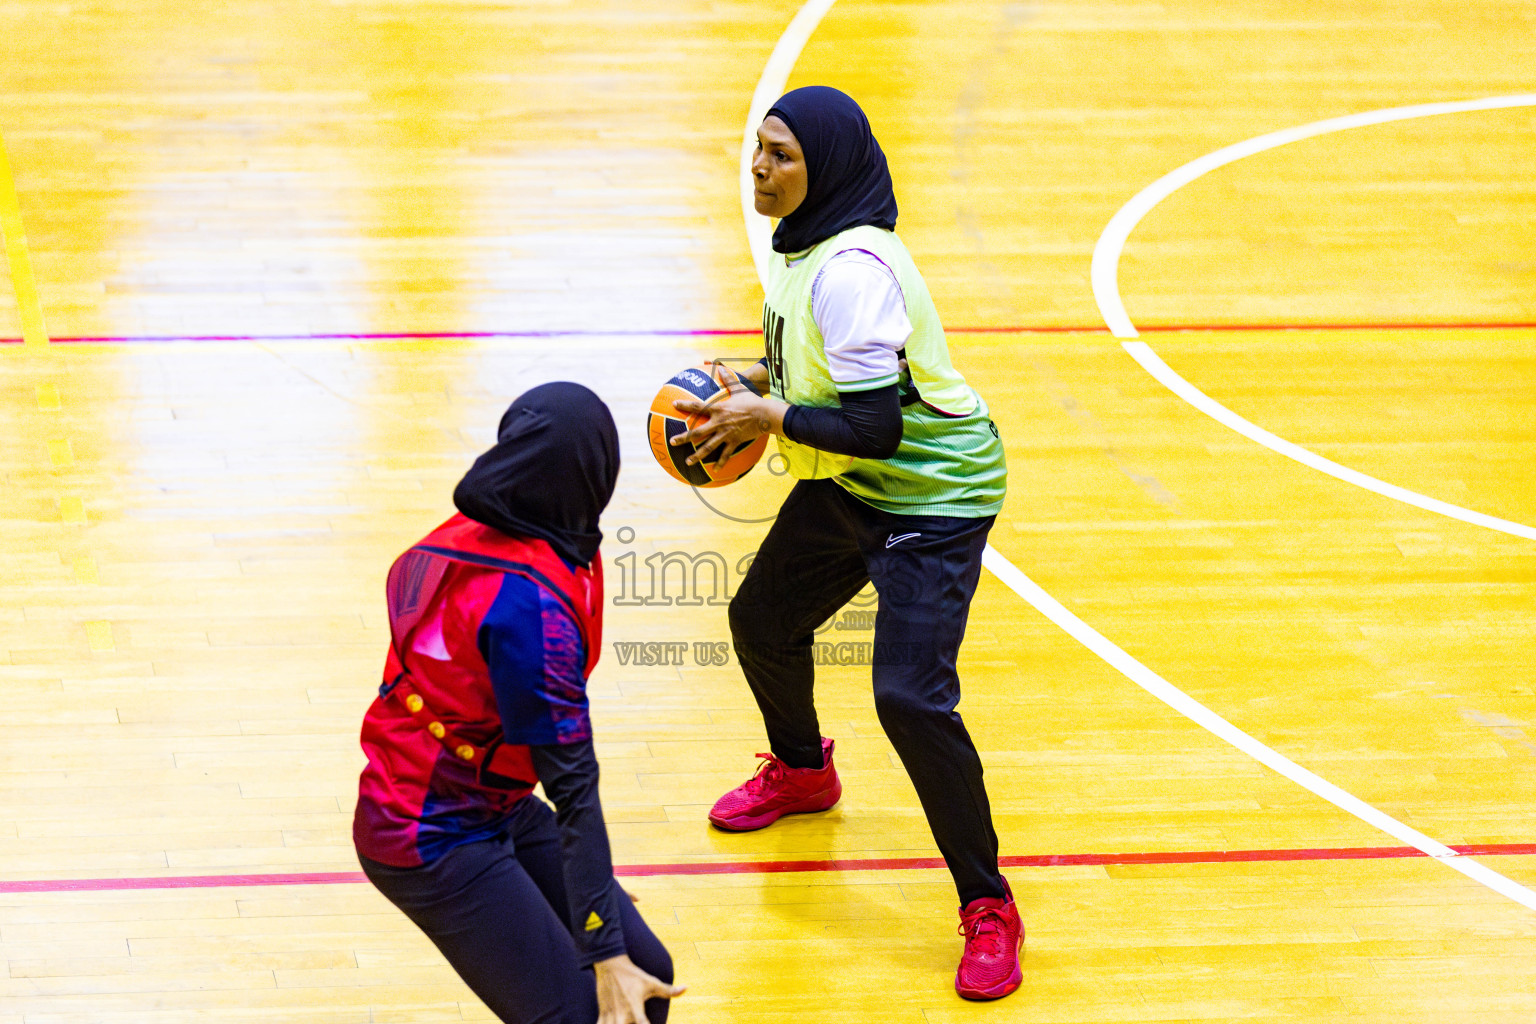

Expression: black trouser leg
xmin=729 ymin=479 xmax=871 ymax=769
xmin=359 ymin=799 xmax=672 ymax=1024
xmin=507 ymin=798 xmax=673 ymax=1020
xmin=729 ymin=478 xmax=1006 ymax=904
xmin=858 ymin=504 xmax=1005 ymax=906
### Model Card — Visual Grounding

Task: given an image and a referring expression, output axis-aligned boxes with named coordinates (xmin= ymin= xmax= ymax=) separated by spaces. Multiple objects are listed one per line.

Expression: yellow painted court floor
xmin=3 ymin=1 xmax=1536 ymax=1022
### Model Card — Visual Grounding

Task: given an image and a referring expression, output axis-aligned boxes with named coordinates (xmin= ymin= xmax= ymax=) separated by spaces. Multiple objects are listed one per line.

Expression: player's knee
xmin=727 ymin=592 xmax=759 ymax=643
xmin=728 ymin=589 xmax=790 ymax=647
xmin=730 ymin=600 xmax=789 ymax=672
xmin=872 ymin=684 xmax=935 ymax=734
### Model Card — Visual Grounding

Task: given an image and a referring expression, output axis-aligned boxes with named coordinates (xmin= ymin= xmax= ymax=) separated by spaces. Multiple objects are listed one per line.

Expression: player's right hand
xmin=593 ymin=953 xmax=685 ymax=1024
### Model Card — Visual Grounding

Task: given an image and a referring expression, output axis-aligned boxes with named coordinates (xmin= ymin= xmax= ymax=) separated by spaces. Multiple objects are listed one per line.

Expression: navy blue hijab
xmin=766 ymin=86 xmax=898 ymax=254
xmin=453 ymin=382 xmax=619 ymax=567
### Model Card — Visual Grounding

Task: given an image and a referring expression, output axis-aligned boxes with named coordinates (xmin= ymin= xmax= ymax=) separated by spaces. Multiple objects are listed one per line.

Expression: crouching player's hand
xmin=594 ymin=953 xmax=685 ymax=1024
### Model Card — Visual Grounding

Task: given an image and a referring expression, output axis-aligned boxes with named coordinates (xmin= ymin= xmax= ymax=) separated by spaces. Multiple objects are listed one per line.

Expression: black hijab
xmin=767 ymin=86 xmax=898 ymax=254
xmin=452 ymin=382 xmax=619 ymax=567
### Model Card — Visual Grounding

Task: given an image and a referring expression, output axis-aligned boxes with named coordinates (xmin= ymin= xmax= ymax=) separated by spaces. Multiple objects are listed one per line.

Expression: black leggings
xmin=730 ymin=477 xmax=1004 ymax=906
xmin=359 ymin=798 xmax=672 ymax=1024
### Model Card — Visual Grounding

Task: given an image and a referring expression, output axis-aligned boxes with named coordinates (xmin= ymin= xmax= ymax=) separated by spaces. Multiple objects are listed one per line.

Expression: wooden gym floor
xmin=2 ymin=1 xmax=1534 ymax=1021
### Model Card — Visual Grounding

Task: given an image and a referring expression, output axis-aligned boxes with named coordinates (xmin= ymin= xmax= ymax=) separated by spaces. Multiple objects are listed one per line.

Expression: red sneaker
xmin=955 ymin=877 xmax=1024 ymax=1000
xmin=708 ymin=738 xmax=841 ymax=831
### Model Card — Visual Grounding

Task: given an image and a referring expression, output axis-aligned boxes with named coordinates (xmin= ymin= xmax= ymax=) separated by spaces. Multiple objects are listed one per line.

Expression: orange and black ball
xmin=646 ymin=363 xmax=769 ymax=488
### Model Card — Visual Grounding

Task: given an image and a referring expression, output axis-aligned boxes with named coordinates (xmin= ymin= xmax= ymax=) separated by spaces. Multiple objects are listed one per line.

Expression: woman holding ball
xmin=671 ymin=87 xmax=1021 ymax=1000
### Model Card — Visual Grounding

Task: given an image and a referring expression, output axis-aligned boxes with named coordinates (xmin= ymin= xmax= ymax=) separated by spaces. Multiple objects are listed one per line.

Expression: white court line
xmin=739 ymin=0 xmax=839 ymax=289
xmin=1092 ymin=95 xmax=1536 ymax=538
xmin=1126 ymin=341 xmax=1536 ymax=540
xmin=1091 ymin=94 xmax=1536 ymax=340
xmin=751 ymin=3 xmax=1536 ymax=911
xmin=981 ymin=548 xmax=1536 ymax=911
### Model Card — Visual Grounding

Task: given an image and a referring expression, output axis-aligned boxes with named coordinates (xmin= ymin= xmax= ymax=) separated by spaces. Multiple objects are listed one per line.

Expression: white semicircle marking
xmin=1092 ymin=95 xmax=1536 ymax=538
xmin=750 ymin=10 xmax=1536 ymax=912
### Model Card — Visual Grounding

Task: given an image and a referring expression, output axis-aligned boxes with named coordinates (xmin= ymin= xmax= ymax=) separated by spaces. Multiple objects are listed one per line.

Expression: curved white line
xmin=1092 ymin=94 xmax=1536 ymax=338
xmin=981 ymin=547 xmax=1536 ymax=911
xmin=740 ymin=0 xmax=839 ymax=289
xmin=1126 ymin=342 xmax=1536 ymax=540
xmin=748 ymin=11 xmax=1536 ymax=910
xmin=1095 ymin=94 xmax=1536 ymax=538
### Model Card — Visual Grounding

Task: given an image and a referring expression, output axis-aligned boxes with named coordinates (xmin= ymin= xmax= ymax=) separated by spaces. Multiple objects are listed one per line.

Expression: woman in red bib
xmin=353 ymin=383 xmax=682 ymax=1024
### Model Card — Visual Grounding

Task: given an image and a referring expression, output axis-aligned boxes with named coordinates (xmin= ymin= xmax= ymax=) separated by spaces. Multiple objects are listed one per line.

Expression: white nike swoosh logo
xmin=885 ymin=532 xmax=922 ymax=548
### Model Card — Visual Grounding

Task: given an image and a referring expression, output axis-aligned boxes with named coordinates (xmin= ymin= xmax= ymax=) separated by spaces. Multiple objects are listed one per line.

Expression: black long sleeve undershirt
xmin=781 ymin=383 xmax=903 ymax=460
xmin=527 ymin=739 xmax=627 ymax=967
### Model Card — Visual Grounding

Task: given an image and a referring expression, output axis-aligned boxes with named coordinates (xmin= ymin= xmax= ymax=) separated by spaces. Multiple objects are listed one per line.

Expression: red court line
xmin=4 ymin=843 xmax=1533 ymax=894
xmin=2 ymin=322 xmax=1534 ymax=345
xmin=0 ymin=328 xmax=763 ymax=344
xmin=952 ymin=320 xmax=1536 ymax=334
